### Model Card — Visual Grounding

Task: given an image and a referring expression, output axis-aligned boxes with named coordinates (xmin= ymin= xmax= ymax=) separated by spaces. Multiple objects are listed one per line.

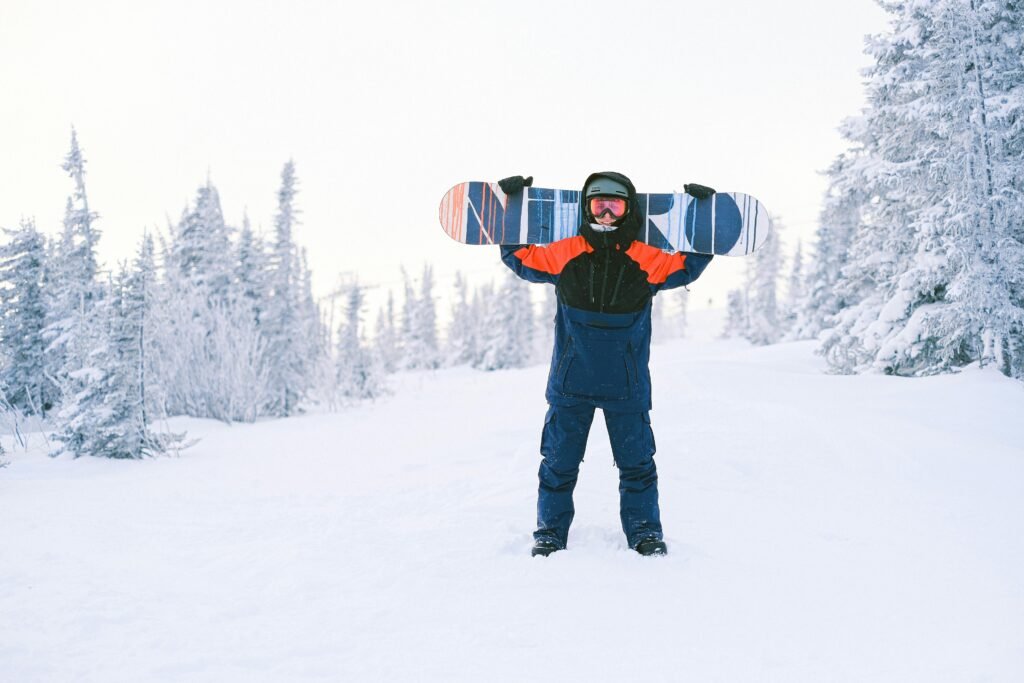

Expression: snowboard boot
xmin=531 ymin=539 xmax=562 ymax=557
xmin=635 ymin=538 xmax=668 ymax=556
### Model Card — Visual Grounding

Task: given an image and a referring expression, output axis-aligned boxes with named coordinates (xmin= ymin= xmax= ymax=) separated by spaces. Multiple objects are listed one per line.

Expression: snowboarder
xmin=499 ymin=172 xmax=715 ymax=557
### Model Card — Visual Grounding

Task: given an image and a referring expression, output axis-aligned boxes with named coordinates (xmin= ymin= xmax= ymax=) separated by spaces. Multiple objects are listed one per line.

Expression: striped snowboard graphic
xmin=438 ymin=182 xmax=772 ymax=257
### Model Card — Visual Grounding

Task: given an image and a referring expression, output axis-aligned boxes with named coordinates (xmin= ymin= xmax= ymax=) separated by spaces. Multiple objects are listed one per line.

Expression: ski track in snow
xmin=2 ymin=329 xmax=1023 ymax=682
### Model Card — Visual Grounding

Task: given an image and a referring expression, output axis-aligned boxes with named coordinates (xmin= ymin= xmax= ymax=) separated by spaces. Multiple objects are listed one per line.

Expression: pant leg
xmin=535 ymin=402 xmax=596 ymax=548
xmin=603 ymin=409 xmax=662 ymax=548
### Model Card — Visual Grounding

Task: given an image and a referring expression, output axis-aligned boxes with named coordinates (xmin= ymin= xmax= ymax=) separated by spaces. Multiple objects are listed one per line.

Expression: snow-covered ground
xmin=3 ymin=319 xmax=1023 ymax=682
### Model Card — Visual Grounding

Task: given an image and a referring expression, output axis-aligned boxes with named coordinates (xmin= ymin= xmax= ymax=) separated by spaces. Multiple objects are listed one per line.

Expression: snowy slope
xmin=2 ymin=326 xmax=1023 ymax=682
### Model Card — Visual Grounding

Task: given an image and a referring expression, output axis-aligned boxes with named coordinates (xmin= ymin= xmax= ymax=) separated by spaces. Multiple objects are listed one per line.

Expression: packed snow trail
xmin=2 ymin=330 xmax=1023 ymax=682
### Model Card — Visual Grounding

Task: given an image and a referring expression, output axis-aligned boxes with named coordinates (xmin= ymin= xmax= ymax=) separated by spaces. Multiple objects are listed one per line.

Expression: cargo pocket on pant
xmin=539 ymin=406 xmax=557 ymax=458
xmin=643 ymin=411 xmax=656 ymax=457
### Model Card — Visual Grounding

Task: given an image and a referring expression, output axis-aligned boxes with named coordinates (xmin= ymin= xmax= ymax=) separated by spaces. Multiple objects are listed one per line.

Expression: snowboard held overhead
xmin=438 ymin=178 xmax=773 ymax=256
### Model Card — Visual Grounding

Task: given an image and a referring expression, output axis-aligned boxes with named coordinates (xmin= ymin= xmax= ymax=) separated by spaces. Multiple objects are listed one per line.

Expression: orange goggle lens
xmin=589 ymin=196 xmax=628 ymax=219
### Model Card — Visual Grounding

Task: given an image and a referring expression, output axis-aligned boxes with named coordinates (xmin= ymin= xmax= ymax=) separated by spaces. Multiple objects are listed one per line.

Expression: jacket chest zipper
xmin=597 ymin=252 xmax=628 ymax=312
xmin=609 ymin=264 xmax=626 ymax=307
xmin=599 ymin=249 xmax=611 ymax=312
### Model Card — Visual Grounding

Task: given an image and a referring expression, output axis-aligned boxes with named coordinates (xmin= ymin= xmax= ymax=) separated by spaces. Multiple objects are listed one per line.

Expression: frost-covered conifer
xmin=780 ymin=240 xmax=805 ymax=339
xmin=417 ymin=264 xmax=440 ymax=368
xmin=156 ymin=183 xmax=285 ymax=421
xmin=235 ymin=213 xmax=269 ymax=327
xmin=822 ymin=0 xmax=1024 ymax=377
xmin=52 ymin=254 xmax=182 ymax=459
xmin=336 ymin=283 xmax=386 ymax=400
xmin=445 ymin=272 xmax=476 ymax=366
xmin=794 ymin=151 xmax=868 ymax=341
xmin=57 ymin=127 xmax=101 ymax=293
xmin=158 ymin=177 xmax=274 ymax=421
xmin=535 ymin=285 xmax=557 ymax=358
xmin=744 ymin=228 xmax=784 ymax=346
xmin=374 ymin=290 xmax=399 ymax=374
xmin=125 ymin=232 xmax=176 ymax=424
xmin=44 ymin=129 xmax=104 ymax=395
xmin=263 ymin=160 xmax=307 ymax=414
xmin=298 ymin=247 xmax=326 ymax=365
xmin=402 ymin=264 xmax=440 ymax=370
xmin=475 ymin=272 xmax=534 ymax=370
xmin=507 ymin=271 xmax=535 ymax=363
xmin=170 ymin=179 xmax=234 ymax=300
xmin=0 ymin=219 xmax=52 ymax=414
xmin=472 ymin=282 xmax=500 ymax=370
xmin=722 ymin=289 xmax=747 ymax=339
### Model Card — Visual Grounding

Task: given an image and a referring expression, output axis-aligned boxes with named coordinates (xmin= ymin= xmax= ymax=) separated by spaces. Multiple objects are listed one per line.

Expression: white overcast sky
xmin=0 ymin=0 xmax=890 ymax=312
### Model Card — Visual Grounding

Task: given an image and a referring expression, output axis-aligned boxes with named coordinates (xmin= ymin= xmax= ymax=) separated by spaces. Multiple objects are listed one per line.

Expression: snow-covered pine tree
xmin=472 ymin=281 xmax=501 ymax=370
xmin=445 ymin=271 xmax=476 ymax=366
xmin=57 ymin=127 xmax=101 ymax=296
xmin=157 ymin=179 xmax=273 ymax=422
xmin=722 ymin=289 xmax=747 ymax=339
xmin=235 ymin=212 xmax=269 ymax=327
xmin=114 ymin=236 xmax=183 ymax=455
xmin=296 ymin=246 xmax=333 ymax=405
xmin=44 ymin=128 xmax=103 ymax=403
xmin=744 ymin=225 xmax=785 ymax=346
xmin=335 ymin=282 xmax=386 ymax=400
xmin=0 ymin=219 xmax=52 ymax=414
xmin=793 ymin=150 xmax=869 ymax=341
xmin=52 ymin=273 xmax=131 ymax=458
xmin=475 ymin=272 xmax=535 ymax=370
xmin=958 ymin=0 xmax=1024 ymax=378
xmin=374 ymin=290 xmax=399 ymax=374
xmin=399 ymin=267 xmax=414 ymax=365
xmin=170 ymin=179 xmax=235 ymax=301
xmin=298 ymin=247 xmax=326 ymax=369
xmin=263 ymin=160 xmax=307 ymax=414
xmin=506 ymin=269 xmax=535 ymax=365
xmin=127 ymin=232 xmax=175 ymax=424
xmin=401 ymin=264 xmax=440 ymax=370
xmin=417 ymin=263 xmax=440 ymax=369
xmin=535 ymin=284 xmax=556 ymax=360
xmin=52 ymin=254 xmax=182 ymax=459
xmin=995 ymin=5 xmax=1024 ymax=377
xmin=822 ymin=0 xmax=1024 ymax=377
xmin=780 ymin=240 xmax=805 ymax=339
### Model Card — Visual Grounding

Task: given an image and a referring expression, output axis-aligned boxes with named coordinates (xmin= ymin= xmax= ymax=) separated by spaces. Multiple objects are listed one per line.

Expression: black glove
xmin=684 ymin=182 xmax=716 ymax=200
xmin=498 ymin=175 xmax=533 ymax=195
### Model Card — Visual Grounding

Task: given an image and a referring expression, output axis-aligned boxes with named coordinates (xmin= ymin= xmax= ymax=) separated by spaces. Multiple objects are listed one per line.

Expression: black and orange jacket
xmin=500 ymin=171 xmax=713 ymax=411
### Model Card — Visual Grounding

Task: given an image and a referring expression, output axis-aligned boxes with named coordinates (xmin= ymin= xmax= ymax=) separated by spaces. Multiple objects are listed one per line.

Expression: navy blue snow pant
xmin=534 ymin=402 xmax=662 ymax=549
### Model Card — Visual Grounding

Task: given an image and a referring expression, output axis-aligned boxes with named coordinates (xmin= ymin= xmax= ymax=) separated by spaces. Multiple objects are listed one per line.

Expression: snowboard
xmin=439 ymin=181 xmax=772 ymax=256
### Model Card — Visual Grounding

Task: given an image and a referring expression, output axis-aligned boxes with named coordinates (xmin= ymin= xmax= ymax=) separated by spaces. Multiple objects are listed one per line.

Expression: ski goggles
xmin=589 ymin=196 xmax=628 ymax=219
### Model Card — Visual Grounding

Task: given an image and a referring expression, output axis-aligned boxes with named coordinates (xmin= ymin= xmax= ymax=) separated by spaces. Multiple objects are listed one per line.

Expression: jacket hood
xmin=579 ymin=171 xmax=641 ymax=250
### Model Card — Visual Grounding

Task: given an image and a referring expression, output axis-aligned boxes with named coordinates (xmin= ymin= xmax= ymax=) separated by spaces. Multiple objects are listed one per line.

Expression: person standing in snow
xmin=499 ymin=172 xmax=715 ymax=557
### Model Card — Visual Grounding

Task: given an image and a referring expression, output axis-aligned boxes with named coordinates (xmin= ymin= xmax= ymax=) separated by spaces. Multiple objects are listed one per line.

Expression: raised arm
xmin=500 ymin=236 xmax=593 ymax=286
xmin=624 ymin=242 xmax=714 ymax=294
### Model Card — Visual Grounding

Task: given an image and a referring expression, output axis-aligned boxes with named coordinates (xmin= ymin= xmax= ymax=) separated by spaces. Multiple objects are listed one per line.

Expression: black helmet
xmin=584 ymin=177 xmax=630 ymax=199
